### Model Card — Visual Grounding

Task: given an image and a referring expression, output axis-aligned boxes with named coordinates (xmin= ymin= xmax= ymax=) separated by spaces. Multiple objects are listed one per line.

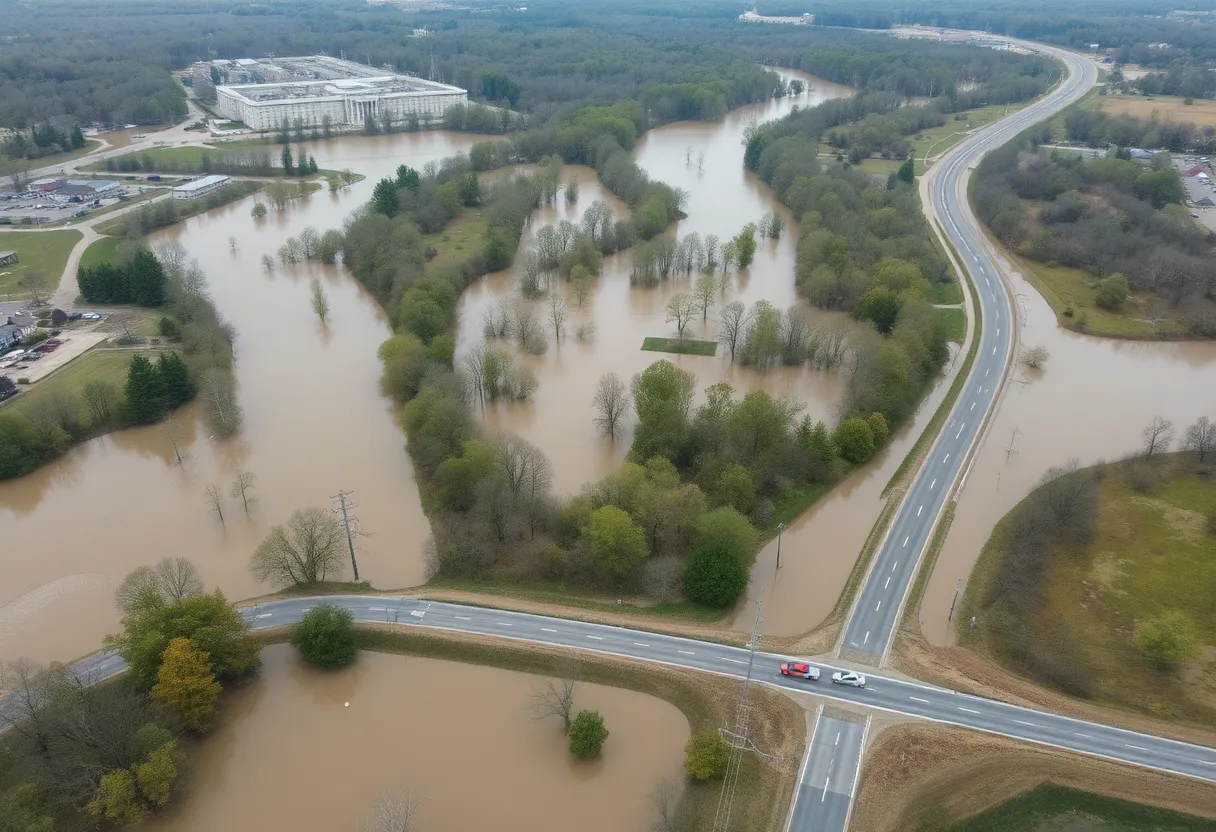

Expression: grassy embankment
xmin=82 ymin=145 xmax=359 ymax=188
xmin=641 ymin=337 xmax=718 ymax=356
xmin=0 ymin=229 xmax=83 ymax=299
xmin=343 ymin=627 xmax=802 ymax=832
xmin=0 ymin=140 xmax=102 ymax=176
xmin=942 ymin=783 xmax=1216 ymax=832
xmin=94 ymin=180 xmax=265 ymax=238
xmin=959 ymin=454 xmax=1216 ymax=724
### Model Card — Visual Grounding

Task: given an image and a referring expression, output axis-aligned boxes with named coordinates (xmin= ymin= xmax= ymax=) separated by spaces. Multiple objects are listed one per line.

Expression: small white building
xmin=172 ymin=174 xmax=232 ymax=200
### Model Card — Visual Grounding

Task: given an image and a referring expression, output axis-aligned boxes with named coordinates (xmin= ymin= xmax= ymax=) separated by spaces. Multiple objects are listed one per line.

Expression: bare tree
xmin=517 ymin=250 xmax=544 ymax=298
xmin=717 ymin=300 xmax=751 ymax=362
xmin=204 ymin=484 xmax=225 ymax=526
xmin=643 ymin=555 xmax=684 ymax=603
xmin=228 ymin=235 xmax=238 ymax=254
xmin=530 ymin=677 xmax=578 ymax=732
xmin=19 ymin=272 xmax=52 ymax=307
xmin=692 ymin=273 xmax=717 ymax=322
xmin=703 ymin=234 xmax=720 ymax=273
xmin=9 ymin=169 xmax=30 ymax=194
xmin=249 ymin=507 xmax=346 ymax=588
xmin=593 ymin=372 xmax=630 ymax=439
xmin=81 ymin=379 xmax=119 ymax=426
xmin=310 ymin=277 xmax=329 ymax=322
xmin=508 ymin=298 xmax=546 ymax=354
xmin=230 ymin=469 xmax=256 ymax=513
xmin=153 ymin=240 xmax=189 ymax=277
xmin=115 ymin=557 xmax=205 ymax=613
xmin=362 ymin=786 xmax=423 ymax=832
xmin=665 ymin=293 xmax=697 ymax=339
xmin=1183 ymin=416 xmax=1216 ymax=463
xmin=572 ymin=273 xmax=592 ymax=307
xmin=200 ymin=368 xmax=243 ymax=438
xmin=1022 ymin=345 xmax=1050 ymax=369
xmin=483 ymin=299 xmax=510 ymax=339
xmin=651 ymin=778 xmax=681 ymax=832
xmin=1142 ymin=416 xmax=1175 ymax=458
xmin=547 ymin=294 xmax=567 ymax=341
xmin=261 ymin=254 xmax=276 ymax=273
xmin=163 ymin=415 xmax=184 ymax=465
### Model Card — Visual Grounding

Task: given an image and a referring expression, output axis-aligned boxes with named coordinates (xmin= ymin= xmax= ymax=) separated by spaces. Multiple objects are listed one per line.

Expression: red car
xmin=779 ymin=661 xmax=820 ymax=681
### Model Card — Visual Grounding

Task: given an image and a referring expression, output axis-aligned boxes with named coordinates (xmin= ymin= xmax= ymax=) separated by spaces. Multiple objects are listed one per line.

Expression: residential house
xmin=0 ymin=251 xmax=17 ymax=266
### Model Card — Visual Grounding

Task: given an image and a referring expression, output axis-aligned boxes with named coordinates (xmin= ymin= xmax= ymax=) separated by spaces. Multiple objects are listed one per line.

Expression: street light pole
xmin=775 ymin=523 xmax=786 ymax=569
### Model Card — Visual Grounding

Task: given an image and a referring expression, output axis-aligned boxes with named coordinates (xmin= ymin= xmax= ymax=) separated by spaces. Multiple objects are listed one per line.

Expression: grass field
xmin=929 ymin=281 xmax=964 ymax=305
xmin=936 ymin=307 xmax=966 ymax=343
xmin=961 ymin=455 xmax=1216 ymax=725
xmin=78 ymin=237 xmax=121 ymax=271
xmin=0 ymin=229 xmax=83 ymax=299
xmin=0 ymin=140 xmax=102 ymax=177
xmin=1101 ymin=94 xmax=1216 ymax=129
xmin=941 ymin=783 xmax=1216 ymax=832
xmin=913 ymin=104 xmax=1022 ymax=171
xmin=2 ymin=350 xmax=135 ymax=427
xmin=641 ymin=337 xmax=718 ymax=356
xmin=422 ymin=211 xmax=488 ymax=278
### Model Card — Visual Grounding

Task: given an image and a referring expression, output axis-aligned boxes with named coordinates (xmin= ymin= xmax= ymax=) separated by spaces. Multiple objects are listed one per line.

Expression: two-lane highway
xmin=788 ymin=713 xmax=869 ymax=832
xmin=839 ymin=44 xmax=1099 ymax=665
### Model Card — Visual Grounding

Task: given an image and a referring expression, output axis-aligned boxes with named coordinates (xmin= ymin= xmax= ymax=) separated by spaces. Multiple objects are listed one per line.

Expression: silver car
xmin=831 ymin=671 xmax=866 ymax=688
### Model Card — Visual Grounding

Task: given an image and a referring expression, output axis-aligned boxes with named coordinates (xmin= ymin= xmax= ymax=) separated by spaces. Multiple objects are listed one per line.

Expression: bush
xmin=834 ymin=416 xmax=875 ymax=464
xmin=1135 ymin=610 xmax=1200 ymax=668
xmin=684 ymin=730 xmax=731 ymax=780
xmin=290 ymin=603 xmax=359 ymax=669
xmin=1094 ymin=273 xmax=1129 ymax=311
xmin=158 ymin=316 xmax=183 ymax=340
xmin=568 ymin=709 xmax=609 ymax=758
xmin=682 ymin=541 xmax=748 ymax=608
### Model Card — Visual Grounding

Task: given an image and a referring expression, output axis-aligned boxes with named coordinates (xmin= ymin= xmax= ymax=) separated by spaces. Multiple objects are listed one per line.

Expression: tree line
xmin=973 ymin=125 xmax=1216 ymax=336
xmin=0 ymin=244 xmax=242 ymax=480
xmin=1063 ymin=106 xmax=1216 ymax=156
xmin=0 ymin=123 xmax=86 ymax=165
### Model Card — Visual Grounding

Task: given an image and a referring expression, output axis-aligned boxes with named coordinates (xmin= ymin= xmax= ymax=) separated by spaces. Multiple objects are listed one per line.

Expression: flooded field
xmin=919 ymin=261 xmax=1216 ymax=646
xmin=143 ymin=644 xmax=688 ymax=832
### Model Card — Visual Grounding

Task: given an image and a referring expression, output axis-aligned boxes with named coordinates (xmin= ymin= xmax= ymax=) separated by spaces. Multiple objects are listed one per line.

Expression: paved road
xmin=26 ymin=596 xmax=1210 ymax=785
xmin=838 ymin=44 xmax=1098 ymax=666
xmin=788 ymin=713 xmax=869 ymax=832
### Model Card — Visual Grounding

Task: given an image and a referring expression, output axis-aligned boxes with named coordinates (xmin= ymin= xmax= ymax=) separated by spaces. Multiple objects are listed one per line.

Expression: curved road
xmin=839 ymin=44 xmax=1098 ymax=665
xmin=54 ymin=595 xmax=1216 ymax=784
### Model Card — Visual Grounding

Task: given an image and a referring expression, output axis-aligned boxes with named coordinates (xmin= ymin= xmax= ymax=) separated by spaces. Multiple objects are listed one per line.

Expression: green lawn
xmin=960 ymin=455 xmax=1216 ymax=724
xmin=78 ymin=237 xmax=121 ymax=271
xmin=940 ymin=783 xmax=1216 ymax=832
xmin=929 ymin=281 xmax=964 ymax=305
xmin=0 ymin=229 xmax=83 ymax=299
xmin=423 ymin=211 xmax=489 ymax=278
xmin=82 ymin=145 xmax=212 ymax=171
xmin=2 ymin=350 xmax=136 ymax=429
xmin=641 ymin=337 xmax=718 ymax=356
xmin=0 ymin=139 xmax=102 ymax=176
xmin=937 ymin=307 xmax=966 ymax=344
xmin=911 ymin=104 xmax=1023 ymax=170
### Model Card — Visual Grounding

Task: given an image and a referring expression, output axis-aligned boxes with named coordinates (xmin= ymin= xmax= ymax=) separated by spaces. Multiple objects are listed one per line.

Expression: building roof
xmin=172 ymin=174 xmax=231 ymax=193
xmin=1198 ymin=197 xmax=1215 ymax=206
xmin=0 ymin=250 xmax=15 ymax=259
xmin=8 ymin=314 xmax=36 ymax=327
xmin=1184 ymin=165 xmax=1207 ymax=176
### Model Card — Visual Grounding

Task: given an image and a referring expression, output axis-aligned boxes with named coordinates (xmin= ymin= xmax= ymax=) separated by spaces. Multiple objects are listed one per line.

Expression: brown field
xmin=852 ymin=722 xmax=1216 ymax=832
xmin=1101 ymin=94 xmax=1216 ymax=129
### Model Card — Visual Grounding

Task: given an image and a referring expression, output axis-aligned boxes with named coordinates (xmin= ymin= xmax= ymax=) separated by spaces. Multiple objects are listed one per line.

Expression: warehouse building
xmin=214 ymin=55 xmax=467 ymax=131
xmin=172 ymin=174 xmax=231 ymax=200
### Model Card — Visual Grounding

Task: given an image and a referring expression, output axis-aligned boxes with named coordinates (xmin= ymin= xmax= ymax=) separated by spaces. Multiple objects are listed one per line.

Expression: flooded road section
xmin=143 ymin=645 xmax=688 ymax=832
xmin=919 ymin=264 xmax=1216 ymax=647
xmin=0 ymin=131 xmax=489 ymax=666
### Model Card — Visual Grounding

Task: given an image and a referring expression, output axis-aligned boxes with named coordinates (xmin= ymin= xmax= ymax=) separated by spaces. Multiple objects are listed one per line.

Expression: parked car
xmin=831 ymin=671 xmax=866 ymax=688
xmin=68 ymin=312 xmax=83 ymax=321
xmin=779 ymin=661 xmax=820 ymax=681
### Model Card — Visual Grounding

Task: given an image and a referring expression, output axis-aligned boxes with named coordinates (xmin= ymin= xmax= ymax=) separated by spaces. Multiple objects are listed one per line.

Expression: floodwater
xmin=919 ymin=262 xmax=1216 ymax=646
xmin=143 ymin=644 xmax=688 ymax=832
xmin=0 ymin=130 xmax=489 ymax=666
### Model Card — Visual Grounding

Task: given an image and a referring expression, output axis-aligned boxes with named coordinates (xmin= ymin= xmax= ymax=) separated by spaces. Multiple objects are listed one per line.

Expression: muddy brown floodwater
xmin=0 ymin=131 xmax=490 ymax=666
xmin=142 ymin=644 xmax=688 ymax=832
xmin=919 ymin=259 xmax=1216 ymax=646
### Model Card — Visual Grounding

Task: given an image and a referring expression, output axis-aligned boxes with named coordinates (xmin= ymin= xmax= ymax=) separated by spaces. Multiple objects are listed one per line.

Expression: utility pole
xmin=775 ymin=523 xmax=787 ymax=570
xmin=332 ymin=490 xmax=360 ymax=582
xmin=948 ymin=577 xmax=963 ymax=621
xmin=713 ymin=592 xmax=766 ymax=832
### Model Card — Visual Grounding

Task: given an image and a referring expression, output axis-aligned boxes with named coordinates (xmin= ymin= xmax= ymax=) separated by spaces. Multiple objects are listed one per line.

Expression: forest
xmin=1064 ymin=106 xmax=1216 ymax=155
xmin=973 ymin=124 xmax=1216 ymax=335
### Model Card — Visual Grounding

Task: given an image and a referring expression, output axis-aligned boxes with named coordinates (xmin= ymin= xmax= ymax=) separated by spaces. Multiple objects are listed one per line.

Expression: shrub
xmin=684 ymin=730 xmax=731 ymax=780
xmin=1094 ymin=273 xmax=1129 ymax=311
xmin=290 ymin=603 xmax=359 ymax=669
xmin=1135 ymin=610 xmax=1200 ymax=668
xmin=682 ymin=541 xmax=749 ymax=608
xmin=568 ymin=709 xmax=609 ymax=758
xmin=834 ymin=417 xmax=875 ymax=464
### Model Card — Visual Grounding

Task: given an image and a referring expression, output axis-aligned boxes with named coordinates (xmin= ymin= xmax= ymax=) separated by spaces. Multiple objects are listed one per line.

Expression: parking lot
xmin=0 ymin=191 xmax=146 ymax=226
xmin=1 ymin=330 xmax=110 ymax=384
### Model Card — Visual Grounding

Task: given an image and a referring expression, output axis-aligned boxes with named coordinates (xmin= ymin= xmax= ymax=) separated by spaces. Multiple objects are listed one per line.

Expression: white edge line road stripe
xmin=785 ymin=706 xmax=823 ymax=830
xmin=839 ymin=716 xmax=871 ymax=832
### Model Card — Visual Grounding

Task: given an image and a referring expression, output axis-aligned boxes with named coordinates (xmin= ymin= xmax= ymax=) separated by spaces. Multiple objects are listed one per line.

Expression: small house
xmin=1184 ymin=165 xmax=1208 ymax=177
xmin=0 ymin=251 xmax=17 ymax=267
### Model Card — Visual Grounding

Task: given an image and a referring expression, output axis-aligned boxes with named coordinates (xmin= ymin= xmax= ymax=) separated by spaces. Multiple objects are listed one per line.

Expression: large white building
xmin=214 ymin=55 xmax=467 ymax=132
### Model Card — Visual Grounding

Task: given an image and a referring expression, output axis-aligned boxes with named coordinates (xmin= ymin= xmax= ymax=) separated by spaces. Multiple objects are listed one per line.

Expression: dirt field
xmin=1101 ymin=94 xmax=1216 ymax=128
xmin=852 ymin=722 xmax=1216 ymax=832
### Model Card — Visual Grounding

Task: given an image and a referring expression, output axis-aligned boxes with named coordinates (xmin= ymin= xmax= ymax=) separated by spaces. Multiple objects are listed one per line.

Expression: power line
xmin=712 ymin=592 xmax=767 ymax=832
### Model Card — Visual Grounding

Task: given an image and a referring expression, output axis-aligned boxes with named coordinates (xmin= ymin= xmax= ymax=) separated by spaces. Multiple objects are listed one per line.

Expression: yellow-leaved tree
xmin=151 ymin=637 xmax=222 ymax=732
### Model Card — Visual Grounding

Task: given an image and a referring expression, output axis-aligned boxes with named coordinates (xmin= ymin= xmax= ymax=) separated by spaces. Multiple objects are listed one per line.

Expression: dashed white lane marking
xmin=996 ymin=327 xmax=1000 ymax=337
xmin=985 ymin=368 xmax=990 ymax=377
xmin=903 ymin=536 xmax=909 ymax=547
xmin=587 ymin=635 xmax=603 ymax=640
xmin=496 ymin=622 xmax=512 ymax=627
xmin=254 ymin=613 xmax=272 ymax=619
xmin=455 ymin=615 xmax=471 ymax=620
xmin=884 ymin=577 xmax=891 ymax=589
xmin=917 ymin=505 xmax=923 ymax=517
xmin=1199 ymin=760 xmax=1216 ymax=766
xmin=863 ymin=631 xmax=871 ymax=645
xmin=958 ymin=707 xmax=981 ymax=714
xmin=970 ymin=401 xmax=976 ymax=411
xmin=891 ymin=561 xmax=898 ymax=571
xmin=943 ymin=453 xmax=950 ymax=462
xmin=678 ymin=650 xmax=695 ymax=655
xmin=634 ymin=642 xmax=650 ymax=648
xmin=1073 ymin=732 xmax=1092 ymax=739
xmin=992 ymin=346 xmax=997 ymax=355
xmin=875 ymin=601 xmax=882 ymax=611
xmin=1125 ymin=744 xmax=1149 ymax=752
xmin=910 ymin=696 xmax=931 ymax=704
xmin=956 ymin=422 xmax=966 ymax=438
xmin=930 ymin=478 xmax=937 ymax=489
xmin=541 ymin=627 xmax=557 ymax=633
xmin=1013 ymin=719 xmax=1037 ymax=727
xmin=369 ymin=607 xmax=386 ymax=611
xmin=722 ymin=658 xmax=746 ymax=664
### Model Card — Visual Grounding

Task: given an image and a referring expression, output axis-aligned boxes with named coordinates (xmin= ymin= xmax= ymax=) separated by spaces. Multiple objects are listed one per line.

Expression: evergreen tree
xmin=371 ymin=178 xmax=400 ymax=217
xmin=157 ymin=352 xmax=195 ymax=407
xmin=897 ymin=157 xmax=915 ymax=185
xmin=280 ymin=143 xmax=293 ymax=175
xmin=395 ymin=164 xmax=421 ymax=191
xmin=127 ymin=248 xmax=166 ymax=307
xmin=70 ymin=124 xmax=85 ymax=148
xmin=126 ymin=354 xmax=168 ymax=424
xmin=307 ymin=155 xmax=318 ymax=176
